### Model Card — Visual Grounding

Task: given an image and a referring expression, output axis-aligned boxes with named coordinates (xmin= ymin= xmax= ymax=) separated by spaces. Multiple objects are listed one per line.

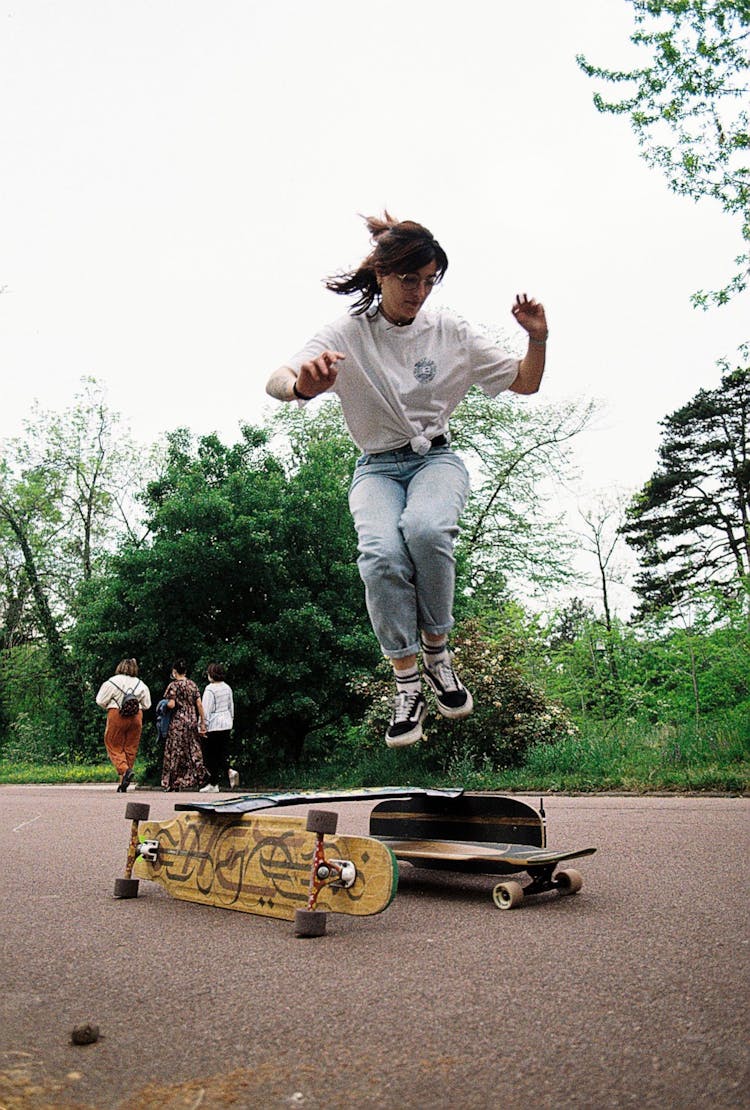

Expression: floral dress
xmin=160 ymin=678 xmax=208 ymax=791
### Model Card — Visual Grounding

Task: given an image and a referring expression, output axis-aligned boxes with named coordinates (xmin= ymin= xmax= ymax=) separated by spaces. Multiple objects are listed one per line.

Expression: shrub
xmin=352 ymin=617 xmax=577 ymax=776
xmin=0 ymin=645 xmax=77 ymax=762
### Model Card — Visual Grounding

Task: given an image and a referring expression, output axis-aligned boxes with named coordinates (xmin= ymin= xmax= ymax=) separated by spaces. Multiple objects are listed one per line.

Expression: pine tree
xmin=623 ymin=349 xmax=750 ymax=614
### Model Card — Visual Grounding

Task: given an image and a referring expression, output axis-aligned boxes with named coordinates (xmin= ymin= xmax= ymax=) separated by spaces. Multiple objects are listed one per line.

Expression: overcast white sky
xmin=1 ymin=0 xmax=747 ymax=610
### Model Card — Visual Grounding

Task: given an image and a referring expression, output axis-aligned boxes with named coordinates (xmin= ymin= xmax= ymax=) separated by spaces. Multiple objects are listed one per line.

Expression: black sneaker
xmin=385 ymin=691 xmax=427 ymax=748
xmin=117 ymin=768 xmax=134 ymax=793
xmin=423 ymin=659 xmax=474 ymax=719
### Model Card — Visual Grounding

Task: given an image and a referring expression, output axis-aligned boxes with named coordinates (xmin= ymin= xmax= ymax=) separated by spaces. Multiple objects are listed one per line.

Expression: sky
xmin=1 ymin=0 xmax=747 ymax=613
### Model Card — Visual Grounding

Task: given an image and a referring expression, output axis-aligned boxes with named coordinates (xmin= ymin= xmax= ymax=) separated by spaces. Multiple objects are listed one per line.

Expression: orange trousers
xmin=103 ymin=709 xmax=143 ymax=778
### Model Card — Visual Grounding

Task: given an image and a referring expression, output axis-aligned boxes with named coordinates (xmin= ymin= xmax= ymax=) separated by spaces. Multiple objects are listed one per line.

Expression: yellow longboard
xmin=115 ymin=803 xmax=397 ymax=936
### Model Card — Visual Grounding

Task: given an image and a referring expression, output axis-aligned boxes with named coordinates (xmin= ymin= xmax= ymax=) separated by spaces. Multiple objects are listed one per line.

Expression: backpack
xmin=112 ymin=681 xmax=141 ymax=718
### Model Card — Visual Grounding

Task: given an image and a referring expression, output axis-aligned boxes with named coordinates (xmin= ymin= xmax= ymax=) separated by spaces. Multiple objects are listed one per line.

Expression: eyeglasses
xmin=395 ymin=273 xmax=439 ymax=292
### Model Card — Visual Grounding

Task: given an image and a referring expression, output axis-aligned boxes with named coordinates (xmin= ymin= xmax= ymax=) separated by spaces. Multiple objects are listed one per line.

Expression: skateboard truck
xmin=137 ymin=839 xmax=160 ymax=864
xmin=113 ymin=801 xmax=153 ymax=899
xmin=295 ymin=808 xmax=356 ymax=938
xmin=314 ymin=859 xmax=356 ymax=888
xmin=492 ymin=865 xmax=584 ymax=910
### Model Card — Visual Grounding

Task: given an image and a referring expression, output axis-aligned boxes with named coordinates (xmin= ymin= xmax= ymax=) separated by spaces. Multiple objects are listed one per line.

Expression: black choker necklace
xmin=379 ymin=306 xmax=415 ymax=327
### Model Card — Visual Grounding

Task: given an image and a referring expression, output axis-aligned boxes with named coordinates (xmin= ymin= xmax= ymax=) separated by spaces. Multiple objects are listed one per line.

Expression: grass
xmin=0 ymin=758 xmax=147 ymax=785
xmin=478 ymin=721 xmax=750 ymax=794
xmin=296 ymin=715 xmax=750 ymax=794
xmin=1 ymin=723 xmax=748 ymax=793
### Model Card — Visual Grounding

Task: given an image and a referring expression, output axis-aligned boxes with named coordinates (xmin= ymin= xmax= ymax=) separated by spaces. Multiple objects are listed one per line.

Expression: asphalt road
xmin=1 ymin=786 xmax=748 ymax=1109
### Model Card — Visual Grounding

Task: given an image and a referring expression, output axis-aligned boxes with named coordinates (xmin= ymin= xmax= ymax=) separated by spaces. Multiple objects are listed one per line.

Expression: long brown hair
xmin=325 ymin=212 xmax=448 ymax=316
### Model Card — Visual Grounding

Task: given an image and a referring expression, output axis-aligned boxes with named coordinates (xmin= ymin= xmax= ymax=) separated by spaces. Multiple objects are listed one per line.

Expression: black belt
xmin=370 ymin=434 xmax=449 ymax=458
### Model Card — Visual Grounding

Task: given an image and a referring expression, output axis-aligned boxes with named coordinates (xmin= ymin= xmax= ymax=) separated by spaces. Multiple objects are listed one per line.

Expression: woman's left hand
xmin=511 ymin=294 xmax=548 ymax=340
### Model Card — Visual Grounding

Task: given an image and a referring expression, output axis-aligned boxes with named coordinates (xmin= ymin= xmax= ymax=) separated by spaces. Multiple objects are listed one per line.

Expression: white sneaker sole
xmin=423 ymin=674 xmax=474 ymax=720
xmin=385 ymin=704 xmax=427 ymax=748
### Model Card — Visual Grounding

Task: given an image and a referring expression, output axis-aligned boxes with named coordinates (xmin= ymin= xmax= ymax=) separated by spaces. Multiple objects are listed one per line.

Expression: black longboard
xmin=369 ymin=792 xmax=547 ymax=849
xmin=175 ymin=785 xmax=463 ymax=817
xmin=379 ymin=837 xmax=596 ymax=873
xmin=369 ymin=793 xmax=596 ymax=909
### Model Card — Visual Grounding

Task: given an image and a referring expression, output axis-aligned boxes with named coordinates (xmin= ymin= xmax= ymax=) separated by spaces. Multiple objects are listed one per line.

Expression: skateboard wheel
xmin=124 ymin=802 xmax=150 ymax=822
xmin=113 ymin=877 xmax=140 ymax=899
xmin=294 ymin=908 xmax=327 ymax=938
xmin=306 ymin=809 xmax=338 ymax=835
xmin=556 ymin=868 xmax=583 ymax=895
xmin=492 ymin=881 xmax=524 ymax=910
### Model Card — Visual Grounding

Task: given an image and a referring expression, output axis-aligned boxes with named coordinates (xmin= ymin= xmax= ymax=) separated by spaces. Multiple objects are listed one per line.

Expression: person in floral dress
xmin=160 ymin=660 xmax=209 ymax=791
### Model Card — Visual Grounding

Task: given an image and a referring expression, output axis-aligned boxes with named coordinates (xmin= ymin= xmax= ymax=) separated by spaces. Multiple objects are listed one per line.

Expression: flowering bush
xmin=352 ymin=617 xmax=577 ymax=774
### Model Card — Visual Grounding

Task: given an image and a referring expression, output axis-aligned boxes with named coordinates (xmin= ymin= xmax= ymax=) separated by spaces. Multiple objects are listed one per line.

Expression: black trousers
xmin=201 ymin=729 xmax=231 ymax=785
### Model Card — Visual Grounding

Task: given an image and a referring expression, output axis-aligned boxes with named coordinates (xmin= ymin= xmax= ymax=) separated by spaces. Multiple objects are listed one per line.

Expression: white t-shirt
xmin=202 ymin=682 xmax=234 ymax=732
xmin=286 ymin=307 xmax=519 ymax=454
xmin=96 ymin=675 xmax=152 ymax=711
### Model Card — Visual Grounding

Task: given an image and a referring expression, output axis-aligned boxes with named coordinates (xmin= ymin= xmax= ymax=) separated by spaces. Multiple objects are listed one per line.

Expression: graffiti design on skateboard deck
xmin=369 ymin=793 xmax=596 ymax=909
xmin=114 ymin=802 xmax=398 ymax=937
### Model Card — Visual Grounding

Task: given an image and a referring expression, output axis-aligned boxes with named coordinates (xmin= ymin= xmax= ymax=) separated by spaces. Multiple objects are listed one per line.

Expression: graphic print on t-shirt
xmin=414 ymin=357 xmax=437 ymax=383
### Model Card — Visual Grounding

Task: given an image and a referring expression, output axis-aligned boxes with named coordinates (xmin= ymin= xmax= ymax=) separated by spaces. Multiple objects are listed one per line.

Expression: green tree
xmin=0 ymin=487 xmax=51 ymax=650
xmin=622 ymin=350 xmax=750 ymax=615
xmin=0 ymin=378 xmax=152 ymax=630
xmin=577 ymin=0 xmax=750 ymax=307
xmin=576 ymin=495 xmax=632 ymax=635
xmin=450 ymin=385 xmax=594 ymax=605
xmin=73 ymin=415 xmax=377 ymax=772
xmin=0 ymin=644 xmax=73 ymax=762
xmin=0 ymin=477 xmax=84 ymax=748
xmin=543 ymin=600 xmax=627 ymax=722
xmin=0 ymin=379 xmax=154 ymax=752
xmin=612 ymin=590 xmax=749 ymax=727
xmin=10 ymin=378 xmax=151 ymax=594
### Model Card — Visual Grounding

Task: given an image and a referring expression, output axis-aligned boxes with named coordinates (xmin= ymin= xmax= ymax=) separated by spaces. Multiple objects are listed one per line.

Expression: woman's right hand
xmin=297 ymin=350 xmax=345 ymax=397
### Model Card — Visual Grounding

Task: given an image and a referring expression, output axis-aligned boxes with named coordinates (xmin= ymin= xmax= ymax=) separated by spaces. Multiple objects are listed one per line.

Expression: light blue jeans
xmin=348 ymin=446 xmax=471 ymax=659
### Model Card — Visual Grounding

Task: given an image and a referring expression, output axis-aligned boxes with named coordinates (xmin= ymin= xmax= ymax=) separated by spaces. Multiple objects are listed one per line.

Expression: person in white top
xmin=95 ymin=657 xmax=151 ymax=791
xmin=266 ymin=212 xmax=548 ymax=748
xmin=199 ymin=663 xmax=238 ymax=791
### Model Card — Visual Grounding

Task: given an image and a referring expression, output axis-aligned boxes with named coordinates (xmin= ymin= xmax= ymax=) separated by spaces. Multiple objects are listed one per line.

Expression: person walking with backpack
xmin=96 ymin=657 xmax=152 ymax=791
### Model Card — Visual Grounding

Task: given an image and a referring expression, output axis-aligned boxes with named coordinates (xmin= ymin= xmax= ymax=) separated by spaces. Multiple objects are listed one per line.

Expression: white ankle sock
xmin=421 ymin=639 xmax=450 ymax=670
xmin=394 ymin=666 xmax=421 ymax=696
